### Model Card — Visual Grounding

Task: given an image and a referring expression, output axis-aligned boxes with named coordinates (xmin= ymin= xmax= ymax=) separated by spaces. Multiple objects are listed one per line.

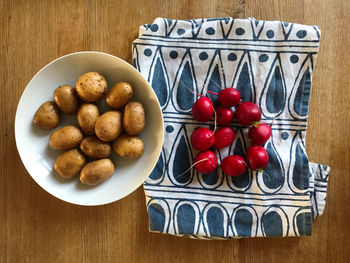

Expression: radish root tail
xmin=258 ymin=169 xmax=271 ymax=181
xmin=175 ymin=158 xmax=209 ymax=179
xmin=211 ymin=105 xmax=217 ymax=134
xmin=180 ymin=81 xmax=204 ymax=97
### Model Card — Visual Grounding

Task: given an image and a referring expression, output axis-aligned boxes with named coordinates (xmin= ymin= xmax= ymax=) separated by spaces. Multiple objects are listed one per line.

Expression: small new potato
xmin=54 ymin=149 xmax=86 ymax=178
xmin=33 ymin=101 xmax=60 ymax=129
xmin=95 ymin=111 xmax=123 ymax=142
xmin=49 ymin=125 xmax=84 ymax=150
xmin=112 ymin=134 xmax=144 ymax=158
xmin=80 ymin=136 xmax=111 ymax=159
xmin=123 ymin=101 xmax=145 ymax=135
xmin=76 ymin=72 xmax=107 ymax=102
xmin=77 ymin=103 xmax=99 ymax=135
xmin=54 ymin=85 xmax=79 ymax=114
xmin=105 ymin=82 xmax=133 ymax=109
xmin=80 ymin=158 xmax=115 ymax=185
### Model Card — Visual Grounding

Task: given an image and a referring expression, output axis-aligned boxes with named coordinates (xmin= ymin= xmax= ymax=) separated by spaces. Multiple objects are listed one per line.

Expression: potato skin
xmin=77 ymin=103 xmax=99 ymax=135
xmin=54 ymin=149 xmax=86 ymax=178
xmin=33 ymin=101 xmax=60 ymax=129
xmin=80 ymin=136 xmax=111 ymax=159
xmin=54 ymin=85 xmax=79 ymax=114
xmin=75 ymin=72 xmax=107 ymax=102
xmin=80 ymin=159 xmax=115 ymax=185
xmin=49 ymin=126 xmax=84 ymax=150
xmin=123 ymin=102 xmax=145 ymax=135
xmin=112 ymin=134 xmax=144 ymax=158
xmin=95 ymin=111 xmax=123 ymax=142
xmin=105 ymin=82 xmax=133 ymax=109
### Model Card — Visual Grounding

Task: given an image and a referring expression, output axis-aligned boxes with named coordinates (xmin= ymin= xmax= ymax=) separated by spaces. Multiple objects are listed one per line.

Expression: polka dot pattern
xmin=228 ymin=53 xmax=237 ymax=61
xmin=236 ymin=27 xmax=245 ymax=35
xmin=259 ymin=54 xmax=269 ymax=62
xmin=199 ymin=52 xmax=208 ymax=61
xmin=205 ymin=27 xmax=215 ymax=35
xmin=144 ymin=49 xmax=152 ymax=57
xmin=170 ymin=51 xmax=178 ymax=59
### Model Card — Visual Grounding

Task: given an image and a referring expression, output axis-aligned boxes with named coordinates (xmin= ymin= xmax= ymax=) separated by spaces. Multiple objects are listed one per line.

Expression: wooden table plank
xmin=1 ymin=0 xmax=349 ymax=262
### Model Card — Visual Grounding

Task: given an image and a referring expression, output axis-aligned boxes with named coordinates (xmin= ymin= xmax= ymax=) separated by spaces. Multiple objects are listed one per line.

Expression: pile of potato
xmin=33 ymin=72 xmax=145 ymax=185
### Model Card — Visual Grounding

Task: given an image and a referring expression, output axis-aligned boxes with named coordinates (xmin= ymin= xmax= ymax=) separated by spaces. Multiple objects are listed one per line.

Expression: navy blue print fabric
xmin=132 ymin=17 xmax=330 ymax=238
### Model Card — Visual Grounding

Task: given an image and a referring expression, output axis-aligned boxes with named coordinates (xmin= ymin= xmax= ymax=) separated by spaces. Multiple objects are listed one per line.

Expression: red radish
xmin=221 ymin=155 xmax=247 ymax=176
xmin=194 ymin=150 xmax=217 ymax=174
xmin=216 ymin=106 xmax=234 ymax=125
xmin=192 ymin=97 xmax=214 ymax=122
xmin=191 ymin=127 xmax=215 ymax=151
xmin=248 ymin=123 xmax=272 ymax=145
xmin=235 ymin=102 xmax=261 ymax=126
xmin=218 ymin=88 xmax=241 ymax=107
xmin=245 ymin=146 xmax=269 ymax=170
xmin=214 ymin=127 xmax=235 ymax=148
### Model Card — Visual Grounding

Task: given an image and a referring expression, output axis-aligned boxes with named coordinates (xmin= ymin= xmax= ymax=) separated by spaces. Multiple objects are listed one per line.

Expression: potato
xmin=75 ymin=72 xmax=107 ymax=102
xmin=33 ymin=101 xmax=60 ymax=129
xmin=112 ymin=134 xmax=144 ymax=158
xmin=95 ymin=111 xmax=123 ymax=142
xmin=105 ymin=82 xmax=133 ymax=109
xmin=80 ymin=159 xmax=115 ymax=185
xmin=54 ymin=149 xmax=86 ymax=178
xmin=80 ymin=136 xmax=111 ymax=159
xmin=54 ymin=85 xmax=79 ymax=114
xmin=123 ymin=102 xmax=145 ymax=135
xmin=49 ymin=125 xmax=84 ymax=150
xmin=77 ymin=103 xmax=99 ymax=135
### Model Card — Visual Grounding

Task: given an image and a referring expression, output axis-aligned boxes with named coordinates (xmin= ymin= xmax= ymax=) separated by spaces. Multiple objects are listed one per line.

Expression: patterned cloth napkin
xmin=132 ymin=17 xmax=330 ymax=238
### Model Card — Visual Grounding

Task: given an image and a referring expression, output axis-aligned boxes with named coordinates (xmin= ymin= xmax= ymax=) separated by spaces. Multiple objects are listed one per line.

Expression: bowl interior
xmin=15 ymin=52 xmax=163 ymax=206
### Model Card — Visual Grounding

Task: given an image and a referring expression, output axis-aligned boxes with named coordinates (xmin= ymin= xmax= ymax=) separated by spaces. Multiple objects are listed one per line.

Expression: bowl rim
xmin=14 ymin=51 xmax=164 ymax=206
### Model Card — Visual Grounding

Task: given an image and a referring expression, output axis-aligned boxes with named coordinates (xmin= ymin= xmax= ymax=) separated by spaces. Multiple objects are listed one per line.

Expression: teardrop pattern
xmin=293 ymin=68 xmax=311 ymax=117
xmin=292 ymin=143 xmax=309 ymax=190
xmin=288 ymin=56 xmax=313 ymax=120
xmin=148 ymin=203 xmax=166 ymax=232
xmin=172 ymin=136 xmax=192 ymax=184
xmin=201 ymin=168 xmax=219 ymax=186
xmin=176 ymin=61 xmax=195 ymax=111
xmin=148 ymin=149 xmax=165 ymax=184
xmin=147 ymin=199 xmax=170 ymax=233
xmin=168 ymin=126 xmax=194 ymax=186
xmin=236 ymin=62 xmax=253 ymax=102
xmin=257 ymin=141 xmax=285 ymax=193
xmin=206 ymin=207 xmax=225 ymax=237
xmin=262 ymin=210 xmax=283 ymax=236
xmin=259 ymin=56 xmax=287 ymax=118
xmin=207 ymin=64 xmax=222 ymax=101
xmin=287 ymin=133 xmax=310 ymax=193
xmin=294 ymin=210 xmax=312 ymax=236
xmin=152 ymin=57 xmax=169 ymax=107
xmin=234 ymin=209 xmax=253 ymax=236
xmin=266 ymin=65 xmax=286 ymax=114
xmin=174 ymin=202 xmax=199 ymax=235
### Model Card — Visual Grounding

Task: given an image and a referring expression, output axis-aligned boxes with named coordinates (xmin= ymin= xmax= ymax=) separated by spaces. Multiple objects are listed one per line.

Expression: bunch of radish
xmin=190 ymin=87 xmax=273 ymax=177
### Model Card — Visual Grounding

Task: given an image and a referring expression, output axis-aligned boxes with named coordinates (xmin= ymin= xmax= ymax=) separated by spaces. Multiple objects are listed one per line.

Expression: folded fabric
xmin=132 ymin=17 xmax=330 ymax=238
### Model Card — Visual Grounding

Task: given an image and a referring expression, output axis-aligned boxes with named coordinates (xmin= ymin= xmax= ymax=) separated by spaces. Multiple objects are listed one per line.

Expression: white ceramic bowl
xmin=15 ymin=51 xmax=163 ymax=206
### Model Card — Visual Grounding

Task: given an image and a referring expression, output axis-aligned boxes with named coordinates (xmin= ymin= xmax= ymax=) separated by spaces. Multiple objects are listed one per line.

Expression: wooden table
xmin=1 ymin=0 xmax=349 ymax=262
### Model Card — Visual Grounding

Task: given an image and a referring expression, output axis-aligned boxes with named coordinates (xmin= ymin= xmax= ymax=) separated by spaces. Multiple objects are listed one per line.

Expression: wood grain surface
xmin=1 ymin=0 xmax=349 ymax=262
